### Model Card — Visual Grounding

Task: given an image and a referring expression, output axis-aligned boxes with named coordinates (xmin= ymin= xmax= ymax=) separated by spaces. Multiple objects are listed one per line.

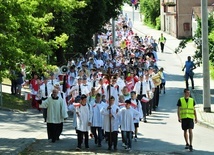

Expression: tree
xmin=70 ymin=0 xmax=123 ymax=56
xmin=140 ymin=0 xmax=160 ymax=28
xmin=0 ymin=0 xmax=84 ymax=81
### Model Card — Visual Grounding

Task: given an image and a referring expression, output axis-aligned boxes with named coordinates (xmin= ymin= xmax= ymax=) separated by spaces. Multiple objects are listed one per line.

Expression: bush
xmin=155 ymin=16 xmax=161 ymax=30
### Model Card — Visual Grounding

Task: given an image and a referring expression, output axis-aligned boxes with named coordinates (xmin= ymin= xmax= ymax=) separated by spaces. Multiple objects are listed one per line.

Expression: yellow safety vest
xmin=159 ymin=36 xmax=165 ymax=43
xmin=180 ymin=97 xmax=195 ymax=119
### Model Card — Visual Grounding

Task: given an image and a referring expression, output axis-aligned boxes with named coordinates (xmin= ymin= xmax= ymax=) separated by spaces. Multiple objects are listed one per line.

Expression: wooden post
xmin=107 ymin=68 xmax=112 ymax=147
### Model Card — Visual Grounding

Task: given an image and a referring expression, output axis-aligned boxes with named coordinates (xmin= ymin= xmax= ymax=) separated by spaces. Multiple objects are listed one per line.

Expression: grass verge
xmin=210 ymin=64 xmax=214 ymax=80
xmin=0 ymin=92 xmax=31 ymax=111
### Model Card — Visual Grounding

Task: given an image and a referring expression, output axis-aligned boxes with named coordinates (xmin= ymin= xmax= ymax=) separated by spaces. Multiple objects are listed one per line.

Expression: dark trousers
xmin=148 ymin=99 xmax=153 ymax=115
xmin=91 ymin=126 xmax=102 ymax=145
xmin=106 ymin=131 xmax=118 ymax=149
xmin=11 ymin=80 xmax=17 ymax=94
xmin=122 ymin=131 xmax=132 ymax=148
xmin=31 ymin=95 xmax=36 ymax=108
xmin=142 ymin=101 xmax=148 ymax=119
xmin=47 ymin=123 xmax=61 ymax=142
xmin=77 ymin=130 xmax=89 ymax=148
xmin=138 ymin=94 xmax=147 ymax=118
xmin=160 ymin=42 xmax=165 ymax=52
xmin=160 ymin=82 xmax=166 ymax=93
xmin=185 ymin=73 xmax=194 ymax=89
xmin=59 ymin=122 xmax=63 ymax=136
xmin=153 ymin=86 xmax=160 ymax=108
xmin=43 ymin=108 xmax=47 ymax=122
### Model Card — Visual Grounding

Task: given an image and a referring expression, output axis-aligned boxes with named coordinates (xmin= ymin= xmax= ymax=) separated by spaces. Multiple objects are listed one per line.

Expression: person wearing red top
xmin=125 ymin=72 xmax=139 ymax=92
xmin=30 ymin=73 xmax=40 ymax=108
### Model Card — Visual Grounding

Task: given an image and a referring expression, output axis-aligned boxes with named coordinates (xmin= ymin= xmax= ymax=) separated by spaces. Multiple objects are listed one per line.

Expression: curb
xmin=190 ymin=90 xmax=214 ymax=129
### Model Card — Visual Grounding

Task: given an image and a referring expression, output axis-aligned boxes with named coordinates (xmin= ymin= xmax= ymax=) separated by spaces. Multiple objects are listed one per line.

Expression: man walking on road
xmin=182 ymin=56 xmax=196 ymax=89
xmin=158 ymin=33 xmax=166 ymax=53
xmin=177 ymin=88 xmax=197 ymax=152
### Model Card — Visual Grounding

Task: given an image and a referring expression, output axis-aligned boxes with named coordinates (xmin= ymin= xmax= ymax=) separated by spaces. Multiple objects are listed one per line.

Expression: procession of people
xmin=26 ymin=12 xmax=170 ymax=151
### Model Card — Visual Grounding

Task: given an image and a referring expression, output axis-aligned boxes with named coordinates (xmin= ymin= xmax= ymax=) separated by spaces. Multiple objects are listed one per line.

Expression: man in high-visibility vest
xmin=177 ymin=88 xmax=197 ymax=152
xmin=158 ymin=33 xmax=166 ymax=53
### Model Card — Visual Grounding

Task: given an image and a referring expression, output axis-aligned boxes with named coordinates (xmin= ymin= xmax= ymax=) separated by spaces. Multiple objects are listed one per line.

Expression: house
xmin=192 ymin=6 xmax=214 ymax=37
xmin=160 ymin=0 xmax=214 ymax=39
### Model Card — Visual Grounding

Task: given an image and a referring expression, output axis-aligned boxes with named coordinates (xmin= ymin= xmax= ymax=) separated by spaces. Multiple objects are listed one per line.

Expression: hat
xmin=81 ymin=94 xmax=87 ymax=99
xmin=130 ymin=91 xmax=136 ymax=94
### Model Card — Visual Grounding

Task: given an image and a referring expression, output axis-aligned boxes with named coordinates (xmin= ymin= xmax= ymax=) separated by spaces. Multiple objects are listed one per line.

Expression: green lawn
xmin=0 ymin=92 xmax=31 ymax=111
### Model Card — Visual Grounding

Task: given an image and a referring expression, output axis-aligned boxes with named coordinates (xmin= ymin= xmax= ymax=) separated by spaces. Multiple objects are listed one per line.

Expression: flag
xmin=25 ymin=92 xmax=31 ymax=100
xmin=119 ymin=102 xmax=126 ymax=107
xmin=141 ymin=97 xmax=149 ymax=103
xmin=73 ymin=102 xmax=81 ymax=107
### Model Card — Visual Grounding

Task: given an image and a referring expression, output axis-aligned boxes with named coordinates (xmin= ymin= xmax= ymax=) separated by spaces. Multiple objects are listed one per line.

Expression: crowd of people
xmin=26 ymin=13 xmax=168 ymax=151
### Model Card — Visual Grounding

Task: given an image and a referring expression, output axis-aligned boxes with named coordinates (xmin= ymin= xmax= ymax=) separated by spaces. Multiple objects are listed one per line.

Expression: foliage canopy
xmin=0 ymin=0 xmax=124 ymax=82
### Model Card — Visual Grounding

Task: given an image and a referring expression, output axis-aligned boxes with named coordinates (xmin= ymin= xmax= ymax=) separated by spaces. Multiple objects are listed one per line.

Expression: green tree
xmin=70 ymin=0 xmax=123 ymax=56
xmin=140 ymin=0 xmax=160 ymax=28
xmin=0 ymin=0 xmax=84 ymax=81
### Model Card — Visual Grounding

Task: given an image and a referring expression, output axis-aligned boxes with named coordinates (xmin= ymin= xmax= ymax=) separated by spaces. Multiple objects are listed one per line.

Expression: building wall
xmin=161 ymin=0 xmax=214 ymax=38
xmin=177 ymin=0 xmax=200 ymax=38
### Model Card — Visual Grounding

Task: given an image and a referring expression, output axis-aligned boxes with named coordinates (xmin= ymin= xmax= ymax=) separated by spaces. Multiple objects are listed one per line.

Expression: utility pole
xmin=201 ymin=0 xmax=211 ymax=112
xmin=0 ymin=61 xmax=2 ymax=106
xmin=112 ymin=18 xmax=115 ymax=47
xmin=132 ymin=4 xmax=135 ymax=23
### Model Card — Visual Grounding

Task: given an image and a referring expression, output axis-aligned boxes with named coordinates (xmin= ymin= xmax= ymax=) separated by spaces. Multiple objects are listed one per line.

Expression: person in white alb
xmin=91 ymin=93 xmax=105 ymax=147
xmin=53 ymin=83 xmax=68 ymax=137
xmin=39 ymin=88 xmax=68 ymax=143
xmin=101 ymin=96 xmax=120 ymax=150
xmin=75 ymin=94 xmax=92 ymax=151
xmin=118 ymin=99 xmax=140 ymax=151
xmin=129 ymin=91 xmax=143 ymax=141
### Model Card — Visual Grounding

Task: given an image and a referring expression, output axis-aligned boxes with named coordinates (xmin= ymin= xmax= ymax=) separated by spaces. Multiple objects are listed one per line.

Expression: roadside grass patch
xmin=1 ymin=92 xmax=31 ymax=111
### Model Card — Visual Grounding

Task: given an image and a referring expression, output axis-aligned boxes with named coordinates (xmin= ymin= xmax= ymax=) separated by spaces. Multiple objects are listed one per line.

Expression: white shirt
xmin=105 ymin=85 xmax=119 ymax=106
xmin=95 ymin=59 xmax=104 ymax=68
xmin=76 ymin=104 xmax=92 ymax=132
xmin=118 ymin=107 xmax=140 ymax=131
xmin=133 ymin=81 xmax=149 ymax=96
xmin=91 ymin=101 xmax=105 ymax=127
xmin=39 ymin=82 xmax=54 ymax=99
xmin=117 ymin=78 xmax=126 ymax=95
xmin=101 ymin=104 xmax=120 ymax=132
xmin=130 ymin=99 xmax=143 ymax=123
xmin=39 ymin=97 xmax=68 ymax=123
